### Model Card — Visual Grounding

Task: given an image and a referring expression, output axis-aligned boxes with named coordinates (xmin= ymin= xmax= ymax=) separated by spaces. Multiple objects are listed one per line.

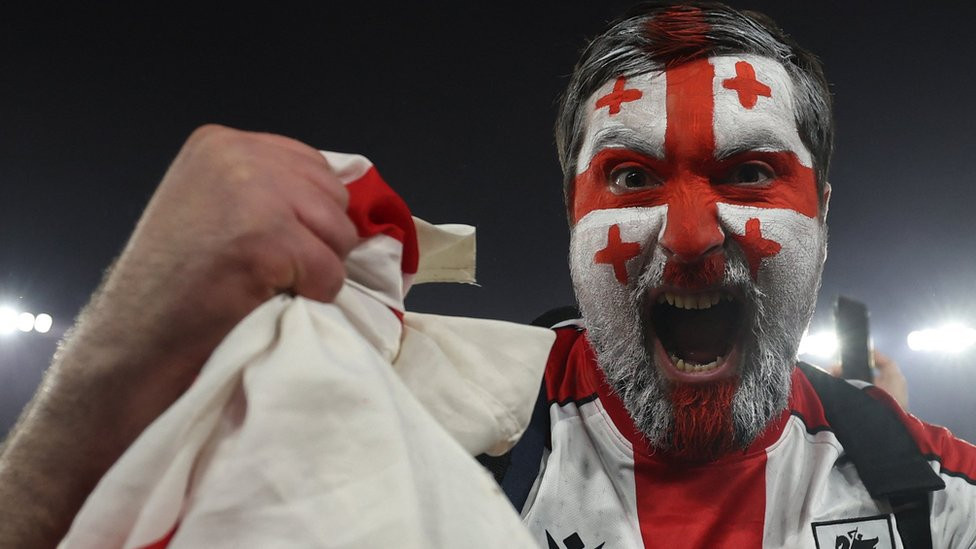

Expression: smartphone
xmin=834 ymin=296 xmax=874 ymax=382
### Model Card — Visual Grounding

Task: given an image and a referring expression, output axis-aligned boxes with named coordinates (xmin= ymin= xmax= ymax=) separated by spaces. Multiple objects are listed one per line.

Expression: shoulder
xmin=795 ymin=362 xmax=976 ymax=484
xmin=793 ymin=364 xmax=976 ymax=544
xmin=532 ymin=307 xmax=603 ymax=406
xmin=862 ymin=384 xmax=976 ymax=487
xmin=862 ymin=385 xmax=976 ymax=546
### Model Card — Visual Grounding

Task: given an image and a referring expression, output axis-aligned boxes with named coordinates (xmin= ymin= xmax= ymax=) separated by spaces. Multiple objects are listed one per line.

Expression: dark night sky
xmin=2 ymin=3 xmax=975 ymax=441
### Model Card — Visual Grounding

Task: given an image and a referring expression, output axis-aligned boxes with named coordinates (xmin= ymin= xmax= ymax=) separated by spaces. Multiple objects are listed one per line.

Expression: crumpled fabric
xmin=60 ymin=152 xmax=553 ymax=548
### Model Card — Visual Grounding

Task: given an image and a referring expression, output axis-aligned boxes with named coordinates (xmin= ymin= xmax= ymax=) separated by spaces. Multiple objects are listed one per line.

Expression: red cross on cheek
xmin=730 ymin=217 xmax=781 ymax=280
xmin=595 ymin=77 xmax=643 ymax=115
xmin=722 ymin=61 xmax=772 ymax=109
xmin=594 ymin=224 xmax=642 ymax=284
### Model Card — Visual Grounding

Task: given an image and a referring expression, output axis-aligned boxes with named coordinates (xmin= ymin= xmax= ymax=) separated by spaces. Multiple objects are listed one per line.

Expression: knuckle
xmin=336 ymin=217 xmax=361 ymax=255
xmin=188 ymin=123 xmax=230 ymax=146
xmin=230 ymin=230 xmax=291 ymax=289
xmin=334 ymin=181 xmax=351 ymax=208
xmin=187 ymin=124 xmax=254 ymax=158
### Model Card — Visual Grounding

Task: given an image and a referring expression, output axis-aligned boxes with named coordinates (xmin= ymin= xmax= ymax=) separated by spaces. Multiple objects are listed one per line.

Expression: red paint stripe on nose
xmin=660 ymin=59 xmax=725 ymax=284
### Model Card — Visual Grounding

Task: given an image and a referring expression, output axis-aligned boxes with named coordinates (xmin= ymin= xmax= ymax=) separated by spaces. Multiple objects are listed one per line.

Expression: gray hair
xmin=555 ymin=1 xmax=833 ymax=214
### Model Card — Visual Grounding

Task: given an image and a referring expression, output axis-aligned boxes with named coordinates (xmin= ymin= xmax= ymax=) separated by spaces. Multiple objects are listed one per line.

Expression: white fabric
xmin=412 ymin=218 xmax=477 ymax=285
xmin=63 ymin=276 xmax=553 ymax=549
xmin=61 ymin=151 xmax=554 ymax=548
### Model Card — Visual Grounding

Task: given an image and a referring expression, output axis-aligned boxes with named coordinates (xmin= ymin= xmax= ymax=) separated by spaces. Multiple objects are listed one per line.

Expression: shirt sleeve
xmin=865 ymin=386 xmax=976 ymax=547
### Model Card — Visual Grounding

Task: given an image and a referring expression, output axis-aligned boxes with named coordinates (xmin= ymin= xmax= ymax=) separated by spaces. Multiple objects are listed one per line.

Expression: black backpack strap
xmin=477 ymin=306 xmax=579 ymax=511
xmin=797 ymin=363 xmax=944 ymax=548
xmin=889 ymin=494 xmax=934 ymax=549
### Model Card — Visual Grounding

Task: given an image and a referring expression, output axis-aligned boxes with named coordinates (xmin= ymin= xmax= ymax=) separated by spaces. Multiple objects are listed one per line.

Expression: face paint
xmin=569 ymin=55 xmax=826 ymax=457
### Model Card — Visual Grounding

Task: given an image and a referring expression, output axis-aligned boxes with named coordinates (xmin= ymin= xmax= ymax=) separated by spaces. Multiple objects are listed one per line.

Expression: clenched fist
xmin=0 ymin=125 xmax=360 ymax=547
xmin=101 ymin=125 xmax=359 ymax=382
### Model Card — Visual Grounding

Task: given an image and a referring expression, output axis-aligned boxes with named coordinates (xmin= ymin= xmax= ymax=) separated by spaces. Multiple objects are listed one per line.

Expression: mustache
xmin=662 ymin=253 xmax=726 ymax=290
xmin=633 ymin=247 xmax=760 ymax=315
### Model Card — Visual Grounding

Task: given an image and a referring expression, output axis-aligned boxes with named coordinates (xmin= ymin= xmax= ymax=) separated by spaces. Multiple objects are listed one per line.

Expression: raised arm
xmin=0 ymin=125 xmax=358 ymax=547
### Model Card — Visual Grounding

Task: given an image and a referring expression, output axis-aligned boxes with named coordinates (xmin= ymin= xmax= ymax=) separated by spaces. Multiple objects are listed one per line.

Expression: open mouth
xmin=648 ymin=289 xmax=745 ymax=381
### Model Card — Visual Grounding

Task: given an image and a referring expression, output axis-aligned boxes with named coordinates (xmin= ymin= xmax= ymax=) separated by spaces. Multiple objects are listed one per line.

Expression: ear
xmin=820 ymin=182 xmax=831 ymax=221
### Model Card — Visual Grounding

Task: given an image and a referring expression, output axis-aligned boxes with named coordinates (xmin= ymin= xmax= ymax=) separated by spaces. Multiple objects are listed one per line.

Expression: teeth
xmin=660 ymin=291 xmax=729 ymax=311
xmin=671 ymin=355 xmax=724 ymax=374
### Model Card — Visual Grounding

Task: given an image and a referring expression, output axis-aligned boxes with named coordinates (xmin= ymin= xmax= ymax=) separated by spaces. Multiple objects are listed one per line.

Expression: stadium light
xmin=0 ymin=305 xmax=54 ymax=336
xmin=17 ymin=312 xmax=35 ymax=332
xmin=907 ymin=323 xmax=976 ymax=353
xmin=798 ymin=330 xmax=838 ymax=358
xmin=33 ymin=313 xmax=53 ymax=334
xmin=0 ymin=306 xmax=17 ymax=335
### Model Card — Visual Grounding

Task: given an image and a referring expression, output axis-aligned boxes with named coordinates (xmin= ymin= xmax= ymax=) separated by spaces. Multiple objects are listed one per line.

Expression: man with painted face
xmin=503 ymin=2 xmax=976 ymax=548
xmin=561 ymin=6 xmax=828 ymax=462
xmin=1 ymin=1 xmax=975 ymax=548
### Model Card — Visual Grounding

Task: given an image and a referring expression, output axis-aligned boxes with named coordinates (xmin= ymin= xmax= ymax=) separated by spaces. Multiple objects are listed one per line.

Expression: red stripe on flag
xmin=345 ymin=167 xmax=419 ymax=275
xmin=137 ymin=522 xmax=179 ymax=549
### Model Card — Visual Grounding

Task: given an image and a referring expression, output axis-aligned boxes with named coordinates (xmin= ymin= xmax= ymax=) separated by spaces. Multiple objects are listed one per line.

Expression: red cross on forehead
xmin=722 ymin=60 xmax=772 ymax=109
xmin=570 ymin=57 xmax=818 ymax=224
xmin=594 ymin=224 xmax=641 ymax=284
xmin=595 ymin=77 xmax=643 ymax=115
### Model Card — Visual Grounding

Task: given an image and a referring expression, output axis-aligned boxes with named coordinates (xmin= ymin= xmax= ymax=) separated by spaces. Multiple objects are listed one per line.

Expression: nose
xmin=659 ymin=193 xmax=724 ymax=263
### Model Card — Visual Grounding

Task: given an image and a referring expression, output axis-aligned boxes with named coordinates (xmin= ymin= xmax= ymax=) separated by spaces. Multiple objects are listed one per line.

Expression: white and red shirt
xmin=522 ymin=322 xmax=976 ymax=548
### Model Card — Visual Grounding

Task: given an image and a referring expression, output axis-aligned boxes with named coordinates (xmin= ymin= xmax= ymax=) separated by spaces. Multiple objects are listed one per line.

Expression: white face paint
xmin=569 ymin=55 xmax=827 ymax=454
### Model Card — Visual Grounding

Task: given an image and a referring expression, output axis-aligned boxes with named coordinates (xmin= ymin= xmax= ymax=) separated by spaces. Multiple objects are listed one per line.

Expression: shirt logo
xmin=545 ymin=530 xmax=605 ymax=549
xmin=811 ymin=515 xmax=895 ymax=549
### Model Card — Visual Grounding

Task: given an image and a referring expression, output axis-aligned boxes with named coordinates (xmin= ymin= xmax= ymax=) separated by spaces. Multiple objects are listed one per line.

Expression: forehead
xmin=576 ymin=55 xmax=811 ymax=173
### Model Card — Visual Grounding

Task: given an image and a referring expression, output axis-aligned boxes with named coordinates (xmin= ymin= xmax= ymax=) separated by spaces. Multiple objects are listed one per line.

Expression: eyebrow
xmin=588 ymin=128 xmax=665 ymax=161
xmin=714 ymin=129 xmax=797 ymax=160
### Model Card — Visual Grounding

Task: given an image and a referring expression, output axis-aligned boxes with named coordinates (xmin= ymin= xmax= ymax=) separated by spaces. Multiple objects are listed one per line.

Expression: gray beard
xmin=571 ymin=245 xmax=824 ymax=453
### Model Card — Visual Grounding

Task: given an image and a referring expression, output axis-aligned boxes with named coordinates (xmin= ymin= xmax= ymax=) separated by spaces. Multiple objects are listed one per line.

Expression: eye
xmin=721 ymin=161 xmax=776 ymax=186
xmin=609 ymin=165 xmax=661 ymax=193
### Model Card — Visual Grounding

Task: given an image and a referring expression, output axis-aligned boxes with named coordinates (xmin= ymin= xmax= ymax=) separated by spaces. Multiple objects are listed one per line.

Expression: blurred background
xmin=2 ymin=2 xmax=974 ymax=441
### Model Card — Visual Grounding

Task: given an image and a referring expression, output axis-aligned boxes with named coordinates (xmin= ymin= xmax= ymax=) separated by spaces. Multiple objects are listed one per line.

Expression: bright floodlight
xmin=33 ymin=313 xmax=53 ymax=334
xmin=907 ymin=324 xmax=976 ymax=353
xmin=0 ymin=307 xmax=18 ymax=335
xmin=17 ymin=312 xmax=35 ymax=332
xmin=798 ymin=330 xmax=838 ymax=358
